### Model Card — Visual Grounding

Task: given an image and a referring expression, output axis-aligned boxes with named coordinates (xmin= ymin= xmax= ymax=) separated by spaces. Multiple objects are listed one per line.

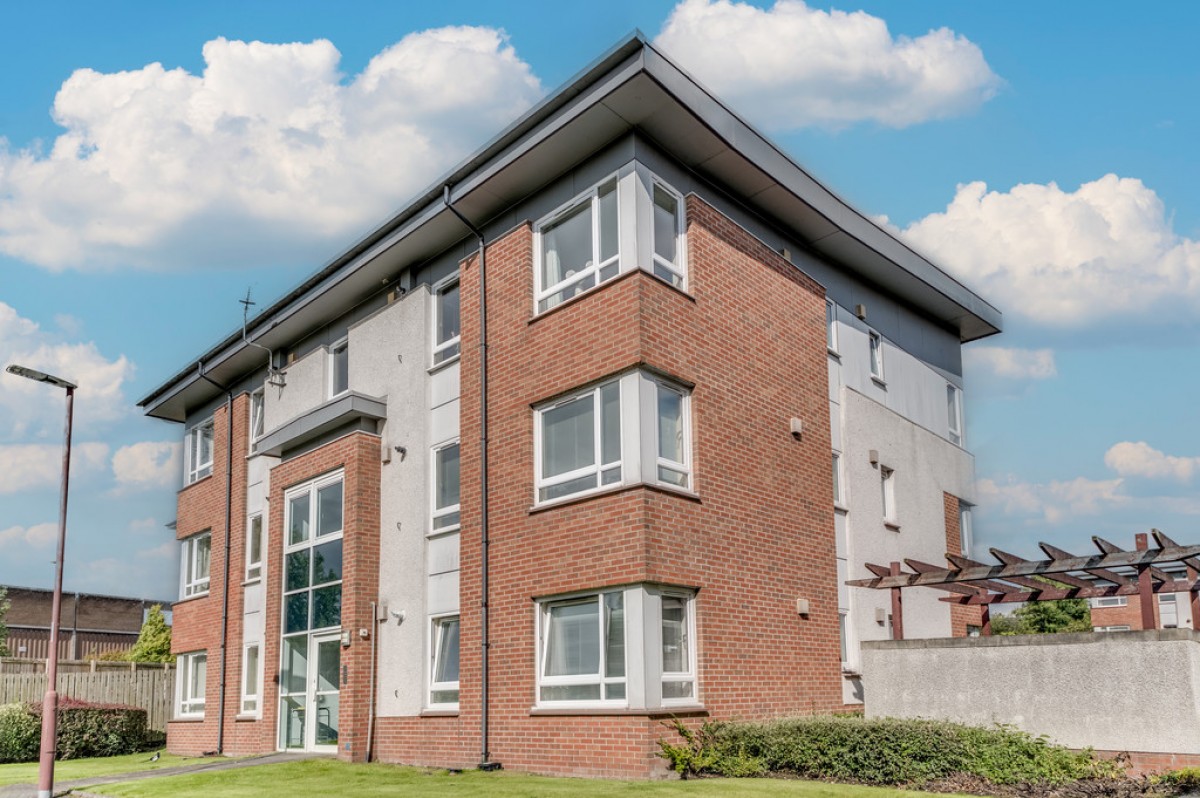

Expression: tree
xmin=0 ymin=587 xmax=9 ymax=657
xmin=993 ymin=595 xmax=1092 ymax=636
xmin=127 ymin=605 xmax=173 ymax=662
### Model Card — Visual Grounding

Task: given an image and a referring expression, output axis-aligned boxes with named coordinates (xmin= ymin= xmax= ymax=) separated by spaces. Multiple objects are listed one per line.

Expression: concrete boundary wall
xmin=862 ymin=630 xmax=1200 ymax=755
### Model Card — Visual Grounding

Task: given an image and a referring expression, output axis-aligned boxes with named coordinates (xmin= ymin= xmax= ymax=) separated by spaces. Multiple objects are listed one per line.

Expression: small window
xmin=433 ymin=281 xmax=461 ymax=366
xmin=839 ymin=611 xmax=850 ymax=662
xmin=947 ymin=384 xmax=963 ymax=445
xmin=655 ymin=382 xmax=690 ymax=490
xmin=185 ymin=418 xmax=215 ymax=484
xmin=539 ymin=591 xmax=626 ymax=704
xmin=329 ymin=339 xmax=349 ymax=397
xmin=869 ymin=332 xmax=884 ymax=381
xmin=826 ymin=300 xmax=838 ymax=353
xmin=1091 ymin=596 xmax=1128 ymax=608
xmin=429 ymin=616 xmax=460 ymax=706
xmin=537 ymin=178 xmax=620 ymax=313
xmin=880 ymin=467 xmax=897 ymax=525
xmin=660 ymin=593 xmax=695 ymax=703
xmin=181 ymin=532 xmax=212 ymax=598
xmin=246 ymin=514 xmax=263 ymax=581
xmin=651 ymin=182 xmax=685 ymax=289
xmin=241 ymin=644 xmax=260 ymax=714
xmin=832 ymin=452 xmax=844 ymax=506
xmin=176 ymin=651 xmax=207 ymax=718
xmin=959 ymin=503 xmax=973 ymax=558
xmin=432 ymin=441 xmax=461 ymax=531
xmin=249 ymin=388 xmax=265 ymax=453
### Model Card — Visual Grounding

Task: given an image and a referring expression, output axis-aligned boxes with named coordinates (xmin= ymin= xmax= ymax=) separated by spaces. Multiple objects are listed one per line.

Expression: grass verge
xmin=96 ymin=758 xmax=974 ymax=798
xmin=0 ymin=750 xmax=190 ymax=787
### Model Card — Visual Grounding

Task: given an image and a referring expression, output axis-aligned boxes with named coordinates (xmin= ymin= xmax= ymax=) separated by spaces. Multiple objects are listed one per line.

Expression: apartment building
xmin=138 ymin=35 xmax=1000 ymax=777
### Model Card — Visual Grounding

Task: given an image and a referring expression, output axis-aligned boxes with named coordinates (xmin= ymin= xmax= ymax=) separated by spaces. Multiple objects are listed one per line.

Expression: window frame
xmin=657 ymin=589 xmax=697 ymax=707
xmin=534 ymin=379 xmax=623 ymax=505
xmin=536 ymin=588 xmax=627 ymax=708
xmin=432 ymin=279 xmax=461 ymax=367
xmin=240 ymin=643 xmax=261 ymax=716
xmin=428 ymin=614 xmax=461 ymax=708
xmin=653 ymin=381 xmax=691 ymax=491
xmin=1091 ymin=596 xmax=1129 ymax=608
xmin=184 ymin=417 xmax=215 ymax=485
xmin=650 ymin=178 xmax=687 ymax=290
xmin=832 ymin=452 xmax=845 ymax=507
xmin=868 ymin=331 xmax=884 ymax=382
xmin=947 ymin=383 xmax=963 ymax=446
xmin=959 ymin=503 xmax=973 ymax=558
xmin=176 ymin=651 xmax=207 ymax=718
xmin=826 ymin=300 xmax=839 ymax=354
xmin=880 ymin=466 xmax=897 ymax=526
xmin=249 ymin=388 xmax=265 ymax=453
xmin=328 ymin=338 xmax=349 ymax=398
xmin=282 ymin=472 xmax=346 ymax=639
xmin=181 ymin=531 xmax=212 ymax=599
xmin=431 ymin=440 xmax=461 ymax=533
xmin=534 ymin=176 xmax=622 ymax=313
xmin=246 ymin=513 xmax=263 ymax=582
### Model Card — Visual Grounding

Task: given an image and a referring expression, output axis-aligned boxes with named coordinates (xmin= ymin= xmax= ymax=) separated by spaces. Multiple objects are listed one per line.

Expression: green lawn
xmin=97 ymin=758 xmax=972 ymax=798
xmin=0 ymin=751 xmax=191 ymax=787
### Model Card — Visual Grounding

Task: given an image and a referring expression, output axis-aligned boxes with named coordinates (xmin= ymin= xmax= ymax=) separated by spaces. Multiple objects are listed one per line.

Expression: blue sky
xmin=2 ymin=1 xmax=1198 ymax=598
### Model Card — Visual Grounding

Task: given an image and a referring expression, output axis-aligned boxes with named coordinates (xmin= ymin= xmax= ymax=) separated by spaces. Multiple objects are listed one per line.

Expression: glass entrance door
xmin=279 ymin=631 xmax=341 ymax=752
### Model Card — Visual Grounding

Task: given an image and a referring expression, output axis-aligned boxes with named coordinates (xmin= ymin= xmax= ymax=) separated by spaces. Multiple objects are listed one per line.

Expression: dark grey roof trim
xmin=254 ymin=391 xmax=386 ymax=458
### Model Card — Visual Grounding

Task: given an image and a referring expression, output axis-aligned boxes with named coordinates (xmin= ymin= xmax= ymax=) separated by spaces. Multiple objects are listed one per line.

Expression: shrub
xmin=25 ymin=698 xmax=149 ymax=760
xmin=1154 ymin=767 xmax=1200 ymax=792
xmin=0 ymin=703 xmax=40 ymax=763
xmin=660 ymin=716 xmax=1123 ymax=786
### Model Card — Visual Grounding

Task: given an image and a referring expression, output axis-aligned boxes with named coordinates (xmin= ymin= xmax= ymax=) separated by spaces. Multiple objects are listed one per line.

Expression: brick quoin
xmin=943 ymin=493 xmax=983 ymax=637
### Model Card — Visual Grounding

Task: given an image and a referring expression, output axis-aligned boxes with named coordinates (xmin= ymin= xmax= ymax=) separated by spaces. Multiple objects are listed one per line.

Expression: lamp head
xmin=6 ymin=365 xmax=77 ymax=390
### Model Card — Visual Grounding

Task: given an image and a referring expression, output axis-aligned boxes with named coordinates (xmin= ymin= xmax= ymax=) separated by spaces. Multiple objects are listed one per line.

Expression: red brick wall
xmin=388 ymin=193 xmax=841 ymax=777
xmin=1090 ymin=597 xmax=1156 ymax=630
xmin=943 ymin=493 xmax=983 ymax=636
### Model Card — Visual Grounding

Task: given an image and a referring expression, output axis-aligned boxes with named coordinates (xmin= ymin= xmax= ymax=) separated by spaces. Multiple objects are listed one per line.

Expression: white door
xmin=279 ymin=631 xmax=341 ymax=752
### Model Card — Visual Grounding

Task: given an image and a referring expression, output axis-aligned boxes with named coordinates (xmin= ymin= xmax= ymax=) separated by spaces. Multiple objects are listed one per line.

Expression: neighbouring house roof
xmin=139 ymin=32 xmax=1002 ymax=423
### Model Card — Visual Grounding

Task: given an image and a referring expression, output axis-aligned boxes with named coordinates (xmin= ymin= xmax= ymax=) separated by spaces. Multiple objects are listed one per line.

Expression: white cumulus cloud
xmin=112 ymin=441 xmax=182 ymax=492
xmin=964 ymin=346 xmax=1057 ymax=380
xmin=654 ymin=0 xmax=1000 ymax=130
xmin=0 ymin=442 xmax=110 ymax=494
xmin=0 ymin=302 xmax=134 ymax=438
xmin=0 ymin=522 xmax=57 ymax=549
xmin=977 ymin=475 xmax=1127 ymax=524
xmin=1105 ymin=441 xmax=1200 ymax=482
xmin=901 ymin=175 xmax=1200 ymax=327
xmin=0 ymin=27 xmax=542 ymax=272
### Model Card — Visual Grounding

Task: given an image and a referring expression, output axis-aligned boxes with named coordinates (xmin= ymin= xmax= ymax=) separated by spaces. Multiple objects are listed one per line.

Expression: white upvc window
xmin=246 ymin=514 xmax=263 ymax=581
xmin=433 ymin=280 xmax=461 ymax=366
xmin=1095 ymin=625 xmax=1131 ymax=633
xmin=283 ymin=473 xmax=344 ymax=636
xmin=947 ymin=383 xmax=963 ymax=446
xmin=181 ymin=532 xmax=212 ymax=598
xmin=1091 ymin=596 xmax=1129 ymax=608
xmin=534 ymin=370 xmax=692 ymax=506
xmin=958 ymin=503 xmax=973 ymax=558
xmin=184 ymin=417 xmax=215 ymax=484
xmin=176 ymin=651 xmax=207 ymax=718
xmin=240 ymin=643 xmax=261 ymax=715
xmin=880 ymin=466 xmax=897 ymax=526
xmin=869 ymin=331 xmax=884 ymax=381
xmin=328 ymin=338 xmax=349 ymax=398
xmin=826 ymin=300 xmax=838 ymax=353
xmin=533 ymin=164 xmax=688 ymax=315
xmin=429 ymin=615 xmax=461 ymax=707
xmin=432 ymin=441 xmax=461 ymax=532
xmin=832 ymin=452 xmax=844 ymax=506
xmin=249 ymin=388 xmax=265 ymax=453
xmin=535 ymin=584 xmax=697 ymax=709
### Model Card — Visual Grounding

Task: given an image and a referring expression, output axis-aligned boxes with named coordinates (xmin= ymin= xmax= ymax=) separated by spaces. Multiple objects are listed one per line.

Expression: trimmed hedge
xmin=660 ymin=716 xmax=1124 ymax=786
xmin=0 ymin=698 xmax=149 ymax=763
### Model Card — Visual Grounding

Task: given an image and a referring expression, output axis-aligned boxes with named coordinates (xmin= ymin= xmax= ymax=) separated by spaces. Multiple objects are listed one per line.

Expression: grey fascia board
xmin=255 ymin=392 xmax=387 ymax=458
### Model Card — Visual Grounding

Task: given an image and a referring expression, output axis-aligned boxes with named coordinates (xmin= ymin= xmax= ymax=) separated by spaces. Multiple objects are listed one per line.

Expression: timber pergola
xmin=846 ymin=530 xmax=1200 ymax=639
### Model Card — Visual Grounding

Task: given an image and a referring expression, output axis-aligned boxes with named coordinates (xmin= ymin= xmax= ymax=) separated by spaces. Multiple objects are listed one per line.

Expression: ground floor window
xmin=535 ymin=584 xmax=696 ymax=709
xmin=429 ymin=616 xmax=460 ymax=707
xmin=241 ymin=643 xmax=261 ymax=715
xmin=176 ymin=651 xmax=207 ymax=718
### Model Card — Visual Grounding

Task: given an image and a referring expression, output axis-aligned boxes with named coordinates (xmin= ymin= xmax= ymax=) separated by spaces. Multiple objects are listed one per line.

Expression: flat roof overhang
xmin=139 ymin=33 xmax=1001 ymax=423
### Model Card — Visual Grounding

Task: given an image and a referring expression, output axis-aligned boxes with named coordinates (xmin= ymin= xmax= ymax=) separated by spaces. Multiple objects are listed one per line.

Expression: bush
xmin=659 ymin=716 xmax=1124 ymax=786
xmin=0 ymin=703 xmax=40 ymax=763
xmin=23 ymin=698 xmax=149 ymax=760
xmin=1154 ymin=767 xmax=1200 ymax=792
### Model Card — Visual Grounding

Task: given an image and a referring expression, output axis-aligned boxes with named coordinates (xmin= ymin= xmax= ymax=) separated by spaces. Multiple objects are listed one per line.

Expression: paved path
xmin=0 ymin=752 xmax=324 ymax=798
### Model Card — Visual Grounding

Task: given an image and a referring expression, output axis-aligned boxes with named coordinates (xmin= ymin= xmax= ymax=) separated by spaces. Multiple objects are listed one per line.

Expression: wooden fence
xmin=0 ymin=658 xmax=175 ymax=731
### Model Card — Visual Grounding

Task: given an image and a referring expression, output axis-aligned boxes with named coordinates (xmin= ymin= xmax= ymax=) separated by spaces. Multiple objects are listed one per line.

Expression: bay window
xmin=181 ymin=532 xmax=211 ymax=598
xmin=533 ymin=164 xmax=688 ymax=315
xmin=535 ymin=585 xmax=696 ymax=709
xmin=534 ymin=370 xmax=692 ymax=505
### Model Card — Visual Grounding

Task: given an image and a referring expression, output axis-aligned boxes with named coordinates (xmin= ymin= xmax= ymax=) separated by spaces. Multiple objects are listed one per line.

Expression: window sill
xmin=428 ymin=354 xmax=460 ymax=375
xmin=870 ymin=376 xmax=887 ymax=389
xmin=242 ymin=577 xmax=262 ymax=587
xmin=235 ymin=714 xmax=261 ymax=722
xmin=420 ymin=709 xmax=460 ymax=718
xmin=529 ymin=704 xmax=707 ymax=717
xmin=169 ymin=716 xmax=205 ymax=724
xmin=529 ymin=480 xmax=699 ymax=515
xmin=827 ymin=348 xmax=841 ymax=360
xmin=884 ymin=521 xmax=901 ymax=532
xmin=530 ymin=268 xmax=639 ymax=324
xmin=834 ymin=503 xmax=849 ymax=514
xmin=175 ymin=592 xmax=211 ymax=606
xmin=426 ymin=525 xmax=462 ymax=539
xmin=179 ymin=473 xmax=214 ymax=494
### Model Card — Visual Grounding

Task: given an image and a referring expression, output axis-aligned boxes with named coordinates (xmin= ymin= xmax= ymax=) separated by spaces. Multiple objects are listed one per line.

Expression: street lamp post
xmin=6 ymin=365 xmax=76 ymax=798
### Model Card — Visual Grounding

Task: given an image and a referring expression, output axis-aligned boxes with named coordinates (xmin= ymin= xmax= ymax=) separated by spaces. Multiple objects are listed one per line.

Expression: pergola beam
xmin=937 ymin=578 xmax=1198 ymax=605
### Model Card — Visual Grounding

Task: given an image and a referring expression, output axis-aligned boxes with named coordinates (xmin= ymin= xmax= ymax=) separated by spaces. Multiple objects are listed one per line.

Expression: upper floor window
xmin=432 ymin=441 xmax=461 ymax=532
xmin=284 ymin=474 xmax=344 ymax=635
xmin=832 ymin=452 xmax=844 ymax=506
xmin=184 ymin=417 xmax=214 ymax=485
xmin=246 ymin=514 xmax=263 ymax=581
xmin=181 ymin=531 xmax=211 ymax=598
xmin=429 ymin=615 xmax=460 ymax=707
xmin=826 ymin=300 xmax=838 ymax=353
xmin=534 ymin=370 xmax=691 ymax=506
xmin=1091 ymin=596 xmax=1128 ymax=608
xmin=869 ymin=332 xmax=884 ymax=382
xmin=533 ymin=164 xmax=688 ymax=315
xmin=240 ymin=643 xmax=261 ymax=715
xmin=880 ymin=466 xmax=897 ymax=526
xmin=433 ymin=281 xmax=461 ymax=366
xmin=176 ymin=651 xmax=207 ymax=718
xmin=328 ymin=339 xmax=349 ymax=398
xmin=947 ymin=384 xmax=963 ymax=445
xmin=958 ymin=503 xmax=973 ymax=558
xmin=249 ymin=388 xmax=265 ymax=453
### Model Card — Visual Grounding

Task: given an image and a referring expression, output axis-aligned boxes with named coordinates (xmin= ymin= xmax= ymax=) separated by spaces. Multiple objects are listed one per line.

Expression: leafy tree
xmin=0 ymin=587 xmax=9 ymax=657
xmin=993 ymin=594 xmax=1091 ymax=636
xmin=127 ymin=605 xmax=173 ymax=662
